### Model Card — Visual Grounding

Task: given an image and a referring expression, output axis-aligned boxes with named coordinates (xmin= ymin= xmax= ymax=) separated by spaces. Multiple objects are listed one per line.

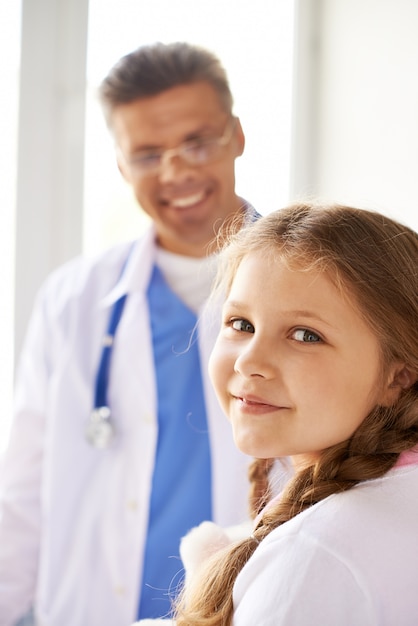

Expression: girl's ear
xmin=382 ymin=363 xmax=417 ymax=405
xmin=390 ymin=364 xmax=416 ymax=389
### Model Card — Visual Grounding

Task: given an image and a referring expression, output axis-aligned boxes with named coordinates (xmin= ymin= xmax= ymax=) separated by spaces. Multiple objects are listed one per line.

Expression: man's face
xmin=111 ymin=81 xmax=245 ymax=257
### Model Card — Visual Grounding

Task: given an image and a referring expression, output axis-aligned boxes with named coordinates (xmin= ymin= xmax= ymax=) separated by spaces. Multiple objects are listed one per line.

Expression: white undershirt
xmin=155 ymin=247 xmax=218 ymax=313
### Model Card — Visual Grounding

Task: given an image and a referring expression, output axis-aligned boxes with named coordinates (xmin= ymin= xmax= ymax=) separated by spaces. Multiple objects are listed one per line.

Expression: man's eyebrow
xmin=184 ymin=124 xmax=216 ymax=139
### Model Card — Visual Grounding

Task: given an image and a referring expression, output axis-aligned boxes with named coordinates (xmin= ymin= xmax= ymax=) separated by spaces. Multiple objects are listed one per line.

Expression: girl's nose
xmin=233 ymin=339 xmax=276 ymax=380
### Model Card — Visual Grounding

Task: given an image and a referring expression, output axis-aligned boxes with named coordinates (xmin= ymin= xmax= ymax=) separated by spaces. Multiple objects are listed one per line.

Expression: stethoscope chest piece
xmin=86 ymin=406 xmax=115 ymax=449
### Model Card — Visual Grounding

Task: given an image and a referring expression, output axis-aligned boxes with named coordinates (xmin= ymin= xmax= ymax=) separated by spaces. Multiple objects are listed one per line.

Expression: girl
xmin=174 ymin=203 xmax=418 ymax=625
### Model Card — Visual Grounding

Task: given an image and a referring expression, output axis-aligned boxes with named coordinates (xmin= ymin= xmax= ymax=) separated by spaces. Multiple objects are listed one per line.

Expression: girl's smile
xmin=231 ymin=393 xmax=287 ymax=415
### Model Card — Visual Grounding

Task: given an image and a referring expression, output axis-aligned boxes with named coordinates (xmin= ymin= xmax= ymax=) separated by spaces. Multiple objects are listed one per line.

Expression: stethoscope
xmin=85 ymin=252 xmax=131 ymax=448
xmin=84 ymin=205 xmax=258 ymax=448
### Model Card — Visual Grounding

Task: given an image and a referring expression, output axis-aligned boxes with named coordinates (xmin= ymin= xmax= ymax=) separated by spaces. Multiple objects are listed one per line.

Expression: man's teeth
xmin=171 ymin=191 xmax=205 ymax=208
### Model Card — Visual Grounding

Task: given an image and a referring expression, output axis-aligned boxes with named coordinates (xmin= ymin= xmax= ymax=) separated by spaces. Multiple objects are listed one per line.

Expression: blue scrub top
xmin=138 ymin=265 xmax=212 ymax=619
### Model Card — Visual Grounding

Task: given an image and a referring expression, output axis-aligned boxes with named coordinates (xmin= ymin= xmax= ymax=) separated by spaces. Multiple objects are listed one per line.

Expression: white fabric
xmin=154 ymin=247 xmax=218 ymax=313
xmin=133 ymin=618 xmax=172 ymax=626
xmin=233 ymin=464 xmax=418 ymax=626
xmin=0 ymin=224 xmax=249 ymax=626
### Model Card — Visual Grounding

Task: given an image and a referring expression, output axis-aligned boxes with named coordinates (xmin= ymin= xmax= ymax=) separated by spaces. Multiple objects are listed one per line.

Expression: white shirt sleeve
xmin=232 ymin=531 xmax=375 ymax=626
xmin=0 ymin=284 xmax=52 ymax=626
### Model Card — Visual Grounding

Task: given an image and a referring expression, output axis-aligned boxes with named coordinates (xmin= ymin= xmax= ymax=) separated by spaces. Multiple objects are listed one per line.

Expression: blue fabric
xmin=138 ymin=265 xmax=212 ymax=619
xmin=94 ymin=294 xmax=127 ymax=408
xmin=14 ymin=609 xmax=34 ymax=626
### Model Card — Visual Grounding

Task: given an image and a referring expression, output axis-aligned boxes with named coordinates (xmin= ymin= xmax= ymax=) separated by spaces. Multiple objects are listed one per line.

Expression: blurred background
xmin=1 ymin=0 xmax=417 ymax=453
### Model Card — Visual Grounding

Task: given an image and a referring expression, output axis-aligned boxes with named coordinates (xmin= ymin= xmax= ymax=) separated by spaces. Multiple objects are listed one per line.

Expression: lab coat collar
xmin=99 ymin=199 xmax=258 ymax=310
xmin=100 ymin=224 xmax=157 ymax=309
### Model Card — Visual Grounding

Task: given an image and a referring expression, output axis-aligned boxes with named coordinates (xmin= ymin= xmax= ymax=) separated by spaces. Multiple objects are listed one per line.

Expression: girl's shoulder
xmin=233 ymin=466 xmax=418 ymax=625
xmin=265 ymin=464 xmax=418 ymax=553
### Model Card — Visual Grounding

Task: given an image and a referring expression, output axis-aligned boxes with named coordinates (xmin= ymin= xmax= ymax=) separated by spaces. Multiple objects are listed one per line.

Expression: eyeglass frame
xmin=121 ymin=116 xmax=238 ymax=177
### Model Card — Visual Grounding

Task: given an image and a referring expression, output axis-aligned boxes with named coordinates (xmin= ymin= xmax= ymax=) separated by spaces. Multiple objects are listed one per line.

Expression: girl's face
xmin=209 ymin=251 xmax=394 ymax=468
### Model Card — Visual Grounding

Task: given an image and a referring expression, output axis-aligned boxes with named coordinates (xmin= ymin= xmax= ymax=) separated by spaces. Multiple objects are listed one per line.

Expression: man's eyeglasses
xmin=125 ymin=117 xmax=237 ymax=177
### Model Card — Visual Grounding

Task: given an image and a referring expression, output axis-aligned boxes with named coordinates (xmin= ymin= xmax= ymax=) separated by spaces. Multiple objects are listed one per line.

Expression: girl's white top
xmin=233 ymin=462 xmax=418 ymax=626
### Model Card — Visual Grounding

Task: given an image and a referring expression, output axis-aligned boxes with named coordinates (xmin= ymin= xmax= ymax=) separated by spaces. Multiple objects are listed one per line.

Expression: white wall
xmin=14 ymin=0 xmax=89 ymax=362
xmin=0 ymin=2 xmax=20 ymax=455
xmin=292 ymin=0 xmax=418 ymax=231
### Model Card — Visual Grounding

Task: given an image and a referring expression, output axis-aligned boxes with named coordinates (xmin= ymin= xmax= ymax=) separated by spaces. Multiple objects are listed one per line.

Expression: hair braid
xmin=247 ymin=458 xmax=275 ymax=518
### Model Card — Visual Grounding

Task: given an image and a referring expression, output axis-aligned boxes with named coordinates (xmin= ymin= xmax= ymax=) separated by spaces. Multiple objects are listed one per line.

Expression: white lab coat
xmin=0 ymin=226 xmax=249 ymax=626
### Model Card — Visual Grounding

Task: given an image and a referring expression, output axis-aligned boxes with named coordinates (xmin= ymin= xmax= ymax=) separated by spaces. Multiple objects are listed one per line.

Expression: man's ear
xmin=116 ymin=150 xmax=131 ymax=183
xmin=233 ymin=117 xmax=245 ymax=157
xmin=382 ymin=363 xmax=417 ymax=405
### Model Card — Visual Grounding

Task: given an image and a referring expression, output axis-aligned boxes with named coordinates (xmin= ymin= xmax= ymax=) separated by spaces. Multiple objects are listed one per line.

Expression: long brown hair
xmin=176 ymin=203 xmax=418 ymax=626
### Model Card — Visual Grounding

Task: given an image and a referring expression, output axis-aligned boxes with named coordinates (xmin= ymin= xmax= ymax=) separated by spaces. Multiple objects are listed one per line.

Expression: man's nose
xmin=158 ymin=148 xmax=193 ymax=183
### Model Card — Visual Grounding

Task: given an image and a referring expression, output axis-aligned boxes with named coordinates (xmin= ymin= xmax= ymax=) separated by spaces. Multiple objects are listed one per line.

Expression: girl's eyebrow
xmin=223 ymin=299 xmax=248 ymax=311
xmin=285 ymin=309 xmax=336 ymax=328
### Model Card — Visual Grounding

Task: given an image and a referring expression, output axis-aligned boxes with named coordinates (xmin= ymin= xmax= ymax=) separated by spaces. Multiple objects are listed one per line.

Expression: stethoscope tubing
xmin=86 ymin=247 xmax=134 ymax=447
xmin=94 ymin=293 xmax=128 ymax=410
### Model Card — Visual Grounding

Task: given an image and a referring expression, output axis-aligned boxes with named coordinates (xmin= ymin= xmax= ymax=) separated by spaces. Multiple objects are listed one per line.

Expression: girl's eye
xmin=231 ymin=319 xmax=254 ymax=333
xmin=292 ymin=329 xmax=322 ymax=343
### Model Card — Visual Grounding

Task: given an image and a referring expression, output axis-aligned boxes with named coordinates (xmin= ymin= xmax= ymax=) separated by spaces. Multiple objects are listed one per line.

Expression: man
xmin=0 ymin=42 xmax=252 ymax=625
